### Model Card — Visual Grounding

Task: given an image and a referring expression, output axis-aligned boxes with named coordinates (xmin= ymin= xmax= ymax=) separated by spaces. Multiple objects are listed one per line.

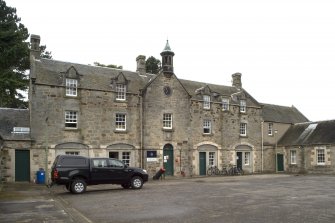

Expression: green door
xmin=15 ymin=150 xmax=30 ymax=181
xmin=277 ymin=154 xmax=284 ymax=172
xmin=163 ymin=144 xmax=174 ymax=176
xmin=236 ymin=152 xmax=243 ymax=170
xmin=199 ymin=152 xmax=206 ymax=175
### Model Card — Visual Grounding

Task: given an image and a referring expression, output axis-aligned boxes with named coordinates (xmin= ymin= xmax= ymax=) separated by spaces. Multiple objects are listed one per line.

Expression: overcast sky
xmin=6 ymin=0 xmax=335 ymax=121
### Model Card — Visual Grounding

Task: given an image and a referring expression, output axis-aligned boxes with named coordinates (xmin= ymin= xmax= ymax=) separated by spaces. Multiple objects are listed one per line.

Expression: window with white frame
xmin=316 ymin=148 xmax=325 ymax=165
xmin=240 ymin=100 xmax=246 ymax=113
xmin=65 ymin=111 xmax=78 ymax=128
xmin=244 ymin=152 xmax=250 ymax=165
xmin=209 ymin=152 xmax=215 ymax=166
xmin=203 ymin=95 xmax=210 ymax=109
xmin=66 ymin=78 xmax=78 ymax=96
xmin=163 ymin=113 xmax=172 ymax=129
xmin=116 ymin=84 xmax=126 ymax=100
xmin=240 ymin=123 xmax=247 ymax=136
xmin=115 ymin=113 xmax=126 ymax=130
xmin=203 ymin=120 xmax=211 ymax=134
xmin=222 ymin=98 xmax=229 ymax=111
xmin=290 ymin=150 xmax=297 ymax=164
xmin=65 ymin=151 xmax=79 ymax=156
xmin=268 ymin=123 xmax=273 ymax=135
xmin=122 ymin=152 xmax=130 ymax=166
xmin=12 ymin=127 xmax=30 ymax=134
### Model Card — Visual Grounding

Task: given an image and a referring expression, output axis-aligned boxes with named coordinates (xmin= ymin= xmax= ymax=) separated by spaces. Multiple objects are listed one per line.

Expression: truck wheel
xmin=131 ymin=176 xmax=143 ymax=189
xmin=121 ymin=183 xmax=131 ymax=189
xmin=71 ymin=179 xmax=87 ymax=194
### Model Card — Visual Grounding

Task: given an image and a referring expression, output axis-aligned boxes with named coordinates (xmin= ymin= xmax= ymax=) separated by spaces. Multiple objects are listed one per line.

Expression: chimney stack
xmin=30 ymin=34 xmax=41 ymax=59
xmin=232 ymin=73 xmax=242 ymax=89
xmin=136 ymin=55 xmax=146 ymax=75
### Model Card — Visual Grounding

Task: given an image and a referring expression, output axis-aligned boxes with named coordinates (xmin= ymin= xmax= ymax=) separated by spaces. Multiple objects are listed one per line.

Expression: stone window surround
xmin=203 ymin=119 xmax=211 ymax=134
xmin=163 ymin=113 xmax=173 ymax=129
xmin=240 ymin=122 xmax=247 ymax=136
xmin=65 ymin=110 xmax=78 ymax=129
xmin=240 ymin=99 xmax=246 ymax=113
xmin=115 ymin=113 xmax=126 ymax=131
xmin=203 ymin=95 xmax=211 ymax=109
xmin=316 ymin=147 xmax=326 ymax=165
xmin=222 ymin=98 xmax=229 ymax=111
xmin=116 ymin=84 xmax=126 ymax=101
xmin=290 ymin=150 xmax=297 ymax=164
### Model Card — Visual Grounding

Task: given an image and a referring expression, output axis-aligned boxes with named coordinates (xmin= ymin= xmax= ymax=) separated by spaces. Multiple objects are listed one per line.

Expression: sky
xmin=6 ymin=0 xmax=335 ymax=121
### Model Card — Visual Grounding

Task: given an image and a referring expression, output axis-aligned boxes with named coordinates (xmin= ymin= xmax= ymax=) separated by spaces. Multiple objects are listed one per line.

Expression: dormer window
xmin=116 ymin=84 xmax=126 ymax=101
xmin=240 ymin=100 xmax=246 ymax=113
xmin=12 ymin=127 xmax=30 ymax=134
xmin=222 ymin=98 xmax=229 ymax=111
xmin=203 ymin=95 xmax=210 ymax=109
xmin=66 ymin=78 xmax=77 ymax=97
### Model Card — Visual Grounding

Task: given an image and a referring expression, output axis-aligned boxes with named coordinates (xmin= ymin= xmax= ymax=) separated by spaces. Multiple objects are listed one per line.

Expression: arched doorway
xmin=163 ymin=144 xmax=174 ymax=176
xmin=235 ymin=145 xmax=253 ymax=173
xmin=198 ymin=144 xmax=218 ymax=176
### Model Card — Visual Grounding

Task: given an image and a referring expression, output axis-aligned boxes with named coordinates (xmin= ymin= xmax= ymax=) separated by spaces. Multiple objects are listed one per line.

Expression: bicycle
xmin=227 ymin=165 xmax=244 ymax=176
xmin=207 ymin=165 xmax=220 ymax=176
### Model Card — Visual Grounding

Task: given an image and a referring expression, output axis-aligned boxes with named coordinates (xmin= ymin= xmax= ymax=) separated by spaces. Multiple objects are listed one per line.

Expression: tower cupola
xmin=160 ymin=40 xmax=174 ymax=78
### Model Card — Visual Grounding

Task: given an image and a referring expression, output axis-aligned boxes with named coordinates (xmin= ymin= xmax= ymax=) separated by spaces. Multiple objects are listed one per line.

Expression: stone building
xmin=1 ymin=35 xmax=322 ymax=182
xmin=0 ymin=108 xmax=31 ymax=182
xmin=278 ymin=120 xmax=335 ymax=174
xmin=261 ymin=104 xmax=309 ymax=172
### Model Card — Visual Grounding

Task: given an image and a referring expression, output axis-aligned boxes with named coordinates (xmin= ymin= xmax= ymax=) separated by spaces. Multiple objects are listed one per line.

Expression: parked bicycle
xmin=227 ymin=165 xmax=244 ymax=176
xmin=207 ymin=165 xmax=220 ymax=176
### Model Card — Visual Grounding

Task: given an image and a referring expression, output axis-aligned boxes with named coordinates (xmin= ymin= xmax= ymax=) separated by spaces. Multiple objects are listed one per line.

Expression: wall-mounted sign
xmin=147 ymin=151 xmax=157 ymax=158
xmin=147 ymin=150 xmax=157 ymax=162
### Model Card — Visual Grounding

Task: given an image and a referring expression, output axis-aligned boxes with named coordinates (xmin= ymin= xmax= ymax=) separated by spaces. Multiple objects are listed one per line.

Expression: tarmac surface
xmin=0 ymin=182 xmax=74 ymax=222
xmin=1 ymin=174 xmax=335 ymax=223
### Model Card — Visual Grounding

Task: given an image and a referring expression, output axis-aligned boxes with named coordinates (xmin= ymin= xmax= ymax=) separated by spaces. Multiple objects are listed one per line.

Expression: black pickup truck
xmin=50 ymin=155 xmax=149 ymax=194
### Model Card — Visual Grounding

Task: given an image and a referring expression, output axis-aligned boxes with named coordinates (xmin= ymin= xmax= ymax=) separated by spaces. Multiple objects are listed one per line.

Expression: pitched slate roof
xmin=0 ymin=108 xmax=30 ymax=140
xmin=33 ymin=58 xmax=155 ymax=93
xmin=34 ymin=58 xmax=262 ymax=106
xmin=261 ymin=103 xmax=309 ymax=124
xmin=278 ymin=120 xmax=335 ymax=146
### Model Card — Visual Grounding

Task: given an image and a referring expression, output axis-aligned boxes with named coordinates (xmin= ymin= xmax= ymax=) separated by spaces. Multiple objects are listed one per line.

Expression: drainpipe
xmin=139 ymin=92 xmax=144 ymax=169
xmin=261 ymin=121 xmax=264 ymax=173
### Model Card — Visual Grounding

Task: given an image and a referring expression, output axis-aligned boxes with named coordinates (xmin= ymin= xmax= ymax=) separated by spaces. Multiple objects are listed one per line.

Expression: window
xmin=93 ymin=159 xmax=108 ymax=168
xmin=12 ymin=127 xmax=30 ymax=134
xmin=203 ymin=95 xmax=210 ymax=109
xmin=244 ymin=152 xmax=250 ymax=165
xmin=115 ymin=114 xmax=126 ymax=130
xmin=268 ymin=123 xmax=273 ymax=135
xmin=65 ymin=151 xmax=79 ymax=156
xmin=209 ymin=152 xmax=215 ymax=166
xmin=65 ymin=111 xmax=78 ymax=128
xmin=240 ymin=123 xmax=247 ymax=136
xmin=240 ymin=100 xmax=246 ymax=113
xmin=163 ymin=113 xmax=172 ymax=129
xmin=290 ymin=150 xmax=297 ymax=164
xmin=59 ymin=157 xmax=87 ymax=166
xmin=66 ymin=78 xmax=77 ymax=96
xmin=108 ymin=159 xmax=125 ymax=168
xmin=122 ymin=152 xmax=130 ymax=166
xmin=203 ymin=120 xmax=211 ymax=134
xmin=116 ymin=84 xmax=126 ymax=100
xmin=316 ymin=148 xmax=325 ymax=165
xmin=222 ymin=98 xmax=229 ymax=111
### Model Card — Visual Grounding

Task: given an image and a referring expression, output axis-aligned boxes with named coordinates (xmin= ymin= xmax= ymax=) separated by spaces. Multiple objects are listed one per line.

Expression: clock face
xmin=163 ymin=86 xmax=171 ymax=96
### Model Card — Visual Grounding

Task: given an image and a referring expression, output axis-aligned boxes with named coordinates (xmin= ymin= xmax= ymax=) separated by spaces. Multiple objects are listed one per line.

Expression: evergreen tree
xmin=145 ymin=56 xmax=161 ymax=74
xmin=0 ymin=0 xmax=30 ymax=108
